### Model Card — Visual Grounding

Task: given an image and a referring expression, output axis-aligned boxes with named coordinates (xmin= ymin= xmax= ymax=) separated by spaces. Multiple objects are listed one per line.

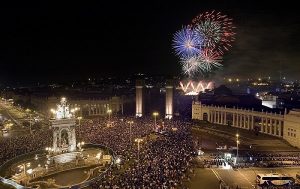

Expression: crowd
xmin=78 ymin=116 xmax=196 ymax=189
xmin=0 ymin=130 xmax=52 ymax=165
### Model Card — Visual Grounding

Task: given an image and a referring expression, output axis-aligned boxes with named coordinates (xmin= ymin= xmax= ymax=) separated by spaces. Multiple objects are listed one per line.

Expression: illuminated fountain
xmin=0 ymin=98 xmax=116 ymax=189
xmin=179 ymin=80 xmax=214 ymax=95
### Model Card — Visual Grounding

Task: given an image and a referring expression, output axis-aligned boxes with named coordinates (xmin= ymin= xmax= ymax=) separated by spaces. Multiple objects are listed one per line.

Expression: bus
xmin=256 ymin=173 xmax=294 ymax=187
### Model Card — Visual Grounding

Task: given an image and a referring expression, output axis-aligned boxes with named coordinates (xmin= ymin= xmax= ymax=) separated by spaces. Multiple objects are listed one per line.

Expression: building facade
xmin=192 ymin=101 xmax=300 ymax=148
xmin=283 ymin=110 xmax=300 ymax=147
xmin=31 ymin=95 xmax=123 ymax=117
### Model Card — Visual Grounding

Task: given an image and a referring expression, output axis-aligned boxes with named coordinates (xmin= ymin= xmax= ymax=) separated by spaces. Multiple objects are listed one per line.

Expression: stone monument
xmin=50 ymin=97 xmax=76 ymax=153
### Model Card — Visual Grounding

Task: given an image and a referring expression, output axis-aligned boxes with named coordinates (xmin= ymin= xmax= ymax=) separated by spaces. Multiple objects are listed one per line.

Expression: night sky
xmin=0 ymin=0 xmax=299 ymax=84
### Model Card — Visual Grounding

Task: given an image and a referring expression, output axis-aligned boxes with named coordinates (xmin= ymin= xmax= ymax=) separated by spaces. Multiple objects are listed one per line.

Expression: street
xmin=189 ymin=167 xmax=300 ymax=189
xmin=0 ymin=100 xmax=48 ymax=138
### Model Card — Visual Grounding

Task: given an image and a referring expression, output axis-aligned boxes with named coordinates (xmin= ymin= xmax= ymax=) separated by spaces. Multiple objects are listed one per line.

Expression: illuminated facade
xmin=283 ymin=110 xmax=300 ymax=148
xmin=31 ymin=95 xmax=123 ymax=117
xmin=50 ymin=98 xmax=77 ymax=153
xmin=192 ymin=101 xmax=300 ymax=148
xmin=256 ymin=93 xmax=278 ymax=109
xmin=136 ymin=80 xmax=144 ymax=117
xmin=165 ymin=80 xmax=173 ymax=119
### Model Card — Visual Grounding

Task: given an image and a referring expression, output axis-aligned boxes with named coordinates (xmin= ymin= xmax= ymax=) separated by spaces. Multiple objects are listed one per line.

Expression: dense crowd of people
xmin=0 ymin=130 xmax=52 ymax=165
xmin=78 ymin=116 xmax=195 ymax=188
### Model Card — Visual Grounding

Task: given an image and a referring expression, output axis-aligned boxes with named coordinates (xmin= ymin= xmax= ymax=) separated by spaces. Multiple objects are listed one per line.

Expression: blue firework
xmin=173 ymin=27 xmax=203 ymax=58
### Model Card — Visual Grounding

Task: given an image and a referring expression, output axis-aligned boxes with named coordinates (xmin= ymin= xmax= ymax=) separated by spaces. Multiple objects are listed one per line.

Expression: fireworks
xmin=192 ymin=10 xmax=235 ymax=54
xmin=181 ymin=48 xmax=222 ymax=76
xmin=181 ymin=56 xmax=202 ymax=76
xmin=172 ymin=10 xmax=235 ymax=77
xmin=198 ymin=48 xmax=223 ymax=71
xmin=172 ymin=27 xmax=203 ymax=58
xmin=194 ymin=20 xmax=222 ymax=48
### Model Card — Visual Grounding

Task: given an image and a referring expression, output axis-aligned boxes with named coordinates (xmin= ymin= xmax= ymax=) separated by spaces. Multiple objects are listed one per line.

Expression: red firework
xmin=191 ymin=10 xmax=235 ymax=54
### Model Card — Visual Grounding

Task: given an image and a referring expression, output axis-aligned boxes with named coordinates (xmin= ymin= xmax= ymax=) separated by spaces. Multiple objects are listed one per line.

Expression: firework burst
xmin=172 ymin=27 xmax=204 ymax=58
xmin=173 ymin=10 xmax=235 ymax=77
xmin=192 ymin=10 xmax=235 ymax=54
xmin=181 ymin=56 xmax=202 ymax=76
xmin=198 ymin=48 xmax=223 ymax=71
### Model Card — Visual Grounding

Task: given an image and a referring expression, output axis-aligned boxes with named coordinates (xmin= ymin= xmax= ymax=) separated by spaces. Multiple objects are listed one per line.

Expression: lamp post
xmin=77 ymin=116 xmax=82 ymax=140
xmin=107 ymin=109 xmax=112 ymax=123
xmin=135 ymin=138 xmax=143 ymax=164
xmin=45 ymin=147 xmax=53 ymax=155
xmin=18 ymin=162 xmax=31 ymax=175
xmin=29 ymin=114 xmax=32 ymax=135
xmin=77 ymin=141 xmax=85 ymax=151
xmin=152 ymin=112 xmax=159 ymax=131
xmin=25 ymin=109 xmax=32 ymax=135
xmin=50 ymin=109 xmax=56 ymax=119
xmin=236 ymin=133 xmax=240 ymax=165
xmin=127 ymin=121 xmax=134 ymax=144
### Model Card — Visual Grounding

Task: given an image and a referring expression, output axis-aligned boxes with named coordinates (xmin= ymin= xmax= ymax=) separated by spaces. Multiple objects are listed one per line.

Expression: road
xmin=189 ymin=166 xmax=300 ymax=189
xmin=0 ymin=100 xmax=48 ymax=138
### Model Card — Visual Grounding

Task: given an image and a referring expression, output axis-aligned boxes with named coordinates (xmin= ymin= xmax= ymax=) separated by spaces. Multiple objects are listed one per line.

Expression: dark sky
xmin=0 ymin=0 xmax=299 ymax=84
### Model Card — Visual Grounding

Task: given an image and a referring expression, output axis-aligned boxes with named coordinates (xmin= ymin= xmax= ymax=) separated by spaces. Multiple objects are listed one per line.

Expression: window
xmin=288 ymin=132 xmax=290 ymax=136
xmin=288 ymin=128 xmax=290 ymax=131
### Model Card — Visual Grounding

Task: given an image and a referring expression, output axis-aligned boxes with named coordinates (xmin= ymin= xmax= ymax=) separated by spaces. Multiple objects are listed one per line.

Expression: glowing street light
xmin=107 ymin=109 xmax=112 ymax=123
xmin=25 ymin=109 xmax=33 ymax=135
xmin=18 ymin=162 xmax=31 ymax=175
xmin=50 ymin=109 xmax=56 ymax=119
xmin=115 ymin=157 xmax=121 ymax=164
xmin=96 ymin=152 xmax=102 ymax=159
xmin=135 ymin=138 xmax=143 ymax=164
xmin=152 ymin=112 xmax=159 ymax=130
xmin=77 ymin=116 xmax=82 ymax=140
xmin=236 ymin=133 xmax=240 ymax=165
xmin=127 ymin=121 xmax=134 ymax=144
xmin=45 ymin=147 xmax=53 ymax=155
xmin=71 ymin=107 xmax=80 ymax=114
xmin=77 ymin=141 xmax=85 ymax=151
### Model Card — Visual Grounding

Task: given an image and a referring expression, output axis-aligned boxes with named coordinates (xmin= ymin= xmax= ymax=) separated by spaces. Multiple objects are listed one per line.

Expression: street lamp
xmin=71 ymin=107 xmax=80 ymax=115
xmin=50 ymin=109 xmax=56 ymax=119
xmin=18 ymin=162 xmax=31 ymax=175
xmin=107 ymin=109 xmax=112 ymax=123
xmin=236 ymin=133 xmax=240 ymax=165
xmin=77 ymin=141 xmax=85 ymax=151
xmin=152 ymin=112 xmax=159 ymax=130
xmin=25 ymin=109 xmax=33 ymax=135
xmin=77 ymin=116 xmax=82 ymax=140
xmin=45 ymin=147 xmax=53 ymax=155
xmin=135 ymin=138 xmax=143 ymax=164
xmin=127 ymin=121 xmax=134 ymax=144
